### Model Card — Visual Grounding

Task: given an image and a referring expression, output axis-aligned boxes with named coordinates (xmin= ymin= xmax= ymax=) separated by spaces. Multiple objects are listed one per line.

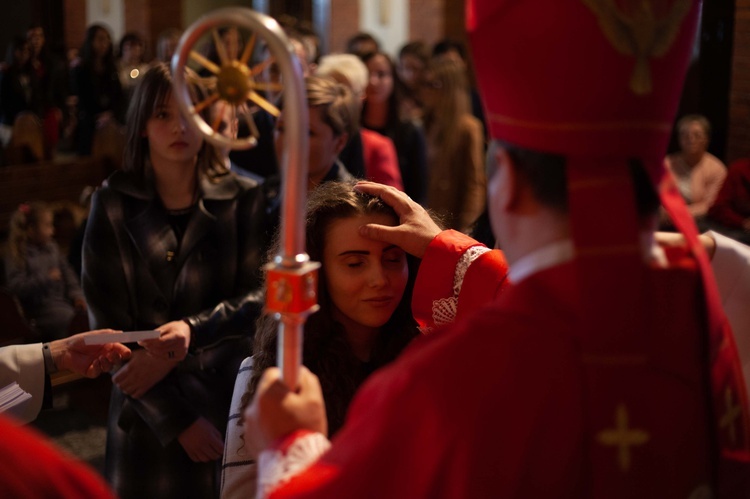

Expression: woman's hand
xmin=177 ymin=417 xmax=225 ymax=462
xmin=354 ymin=181 xmax=442 ymax=258
xmin=112 ymin=349 xmax=177 ymax=399
xmin=139 ymin=320 xmax=191 ymax=361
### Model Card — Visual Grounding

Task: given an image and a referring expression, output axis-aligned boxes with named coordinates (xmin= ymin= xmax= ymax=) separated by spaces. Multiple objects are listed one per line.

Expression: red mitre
xmin=468 ymin=0 xmax=750 ymax=491
xmin=466 ymin=0 xmax=698 ymax=163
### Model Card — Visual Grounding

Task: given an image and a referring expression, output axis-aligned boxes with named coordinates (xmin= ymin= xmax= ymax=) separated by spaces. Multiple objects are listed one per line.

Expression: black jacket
xmin=82 ymin=169 xmax=269 ymax=498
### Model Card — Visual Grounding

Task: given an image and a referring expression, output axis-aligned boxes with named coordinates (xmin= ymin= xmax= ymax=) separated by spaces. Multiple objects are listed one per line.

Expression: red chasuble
xmin=268 ymin=230 xmax=725 ymax=498
xmin=262 ymin=1 xmax=750 ymax=493
xmin=411 ymin=230 xmax=510 ymax=331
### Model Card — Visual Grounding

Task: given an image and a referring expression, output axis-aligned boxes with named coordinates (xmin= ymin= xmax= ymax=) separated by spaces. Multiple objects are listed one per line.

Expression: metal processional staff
xmin=170 ymin=8 xmax=319 ymax=388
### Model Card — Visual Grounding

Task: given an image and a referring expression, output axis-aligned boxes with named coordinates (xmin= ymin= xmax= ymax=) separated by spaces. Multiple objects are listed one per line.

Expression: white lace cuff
xmin=256 ymin=432 xmax=331 ymax=498
xmin=429 ymin=245 xmax=490 ymax=328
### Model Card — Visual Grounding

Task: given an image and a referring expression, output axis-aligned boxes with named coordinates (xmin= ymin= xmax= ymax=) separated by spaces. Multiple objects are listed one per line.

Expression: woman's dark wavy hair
xmin=122 ymin=62 xmax=226 ymax=183
xmin=241 ymin=181 xmax=420 ymax=436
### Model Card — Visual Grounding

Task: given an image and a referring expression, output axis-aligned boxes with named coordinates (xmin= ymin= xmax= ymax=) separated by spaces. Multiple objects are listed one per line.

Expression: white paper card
xmin=83 ymin=330 xmax=161 ymax=345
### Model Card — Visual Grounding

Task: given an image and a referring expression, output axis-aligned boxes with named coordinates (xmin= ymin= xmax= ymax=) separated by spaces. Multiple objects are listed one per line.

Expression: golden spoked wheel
xmin=171 ymin=9 xmax=293 ymax=150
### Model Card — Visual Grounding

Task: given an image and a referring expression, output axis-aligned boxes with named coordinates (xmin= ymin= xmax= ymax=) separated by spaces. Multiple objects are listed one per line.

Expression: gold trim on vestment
xmin=487 ymin=112 xmax=672 ymax=133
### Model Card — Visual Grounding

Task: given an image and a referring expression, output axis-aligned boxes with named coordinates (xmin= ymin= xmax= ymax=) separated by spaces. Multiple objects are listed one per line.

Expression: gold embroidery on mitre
xmin=596 ymin=403 xmax=650 ymax=472
xmin=720 ymin=386 xmax=742 ymax=446
xmin=582 ymin=0 xmax=691 ymax=95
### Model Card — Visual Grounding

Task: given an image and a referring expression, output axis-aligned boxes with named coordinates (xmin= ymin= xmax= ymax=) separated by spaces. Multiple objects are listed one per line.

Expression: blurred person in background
xmin=664 ymin=114 xmax=726 ymax=231
xmin=70 ymin=24 xmax=125 ymax=156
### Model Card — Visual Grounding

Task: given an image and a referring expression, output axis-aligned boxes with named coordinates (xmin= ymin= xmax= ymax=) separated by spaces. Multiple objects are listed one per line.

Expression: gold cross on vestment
xmin=596 ymin=403 xmax=650 ymax=472
xmin=720 ymin=387 xmax=742 ymax=445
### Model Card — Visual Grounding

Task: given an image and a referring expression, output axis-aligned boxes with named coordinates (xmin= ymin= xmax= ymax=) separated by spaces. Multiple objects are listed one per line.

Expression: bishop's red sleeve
xmin=412 ymin=230 xmax=510 ymax=331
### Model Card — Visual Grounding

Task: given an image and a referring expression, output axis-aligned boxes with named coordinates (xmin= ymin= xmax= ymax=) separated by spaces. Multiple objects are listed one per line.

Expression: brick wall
xmin=329 ymin=0 xmax=359 ymax=53
xmin=410 ymin=0 xmax=444 ymax=46
xmin=443 ymin=0 xmax=465 ymax=43
xmin=728 ymin=0 xmax=750 ymax=163
xmin=63 ymin=0 xmax=87 ymax=52
xmin=143 ymin=0 xmax=182 ymax=57
xmin=326 ymin=0 xmax=454 ymax=55
xmin=124 ymin=0 xmax=151 ymax=50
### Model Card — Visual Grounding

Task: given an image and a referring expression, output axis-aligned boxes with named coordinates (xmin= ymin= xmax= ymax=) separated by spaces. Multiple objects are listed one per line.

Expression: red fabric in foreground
xmin=0 ymin=414 xmax=114 ymax=498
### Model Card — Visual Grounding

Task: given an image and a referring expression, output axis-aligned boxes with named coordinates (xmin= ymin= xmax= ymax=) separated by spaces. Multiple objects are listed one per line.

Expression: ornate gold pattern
xmin=720 ymin=386 xmax=742 ymax=446
xmin=582 ymin=0 xmax=691 ymax=95
xmin=596 ymin=403 xmax=650 ymax=471
xmin=186 ymin=28 xmax=283 ymax=143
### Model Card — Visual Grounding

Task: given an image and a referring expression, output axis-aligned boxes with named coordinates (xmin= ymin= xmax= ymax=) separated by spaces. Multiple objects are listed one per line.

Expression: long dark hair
xmin=360 ymin=51 xmax=405 ymax=131
xmin=122 ymin=62 xmax=226 ymax=183
xmin=79 ymin=24 xmax=116 ymax=71
xmin=242 ymin=181 xmax=420 ymax=435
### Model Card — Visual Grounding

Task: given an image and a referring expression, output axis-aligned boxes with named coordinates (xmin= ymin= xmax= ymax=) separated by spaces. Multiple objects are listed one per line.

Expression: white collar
xmin=508 ymin=240 xmax=574 ymax=284
xmin=507 ymin=234 xmax=667 ymax=285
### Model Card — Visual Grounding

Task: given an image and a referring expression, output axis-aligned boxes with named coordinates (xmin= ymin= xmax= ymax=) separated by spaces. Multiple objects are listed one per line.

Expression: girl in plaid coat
xmin=82 ymin=63 xmax=270 ymax=498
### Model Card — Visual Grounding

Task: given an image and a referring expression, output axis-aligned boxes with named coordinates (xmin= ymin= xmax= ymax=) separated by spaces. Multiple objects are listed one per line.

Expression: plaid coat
xmin=82 ymin=170 xmax=269 ymax=498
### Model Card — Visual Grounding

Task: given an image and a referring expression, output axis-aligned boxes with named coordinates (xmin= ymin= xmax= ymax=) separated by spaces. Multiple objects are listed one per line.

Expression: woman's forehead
xmin=325 ymin=213 xmax=397 ymax=246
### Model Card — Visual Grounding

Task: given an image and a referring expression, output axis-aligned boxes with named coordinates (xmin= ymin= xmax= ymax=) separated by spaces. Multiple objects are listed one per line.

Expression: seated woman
xmin=664 ymin=114 xmax=727 ymax=230
xmin=221 ymin=181 xmax=421 ymax=498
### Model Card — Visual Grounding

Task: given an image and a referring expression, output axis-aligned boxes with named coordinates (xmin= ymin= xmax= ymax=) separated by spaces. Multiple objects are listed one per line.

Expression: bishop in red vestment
xmin=244 ymin=1 xmax=750 ymax=497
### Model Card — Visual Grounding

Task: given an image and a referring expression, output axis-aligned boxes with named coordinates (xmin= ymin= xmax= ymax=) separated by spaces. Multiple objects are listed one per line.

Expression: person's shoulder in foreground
xmin=0 ymin=414 xmax=115 ymax=498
